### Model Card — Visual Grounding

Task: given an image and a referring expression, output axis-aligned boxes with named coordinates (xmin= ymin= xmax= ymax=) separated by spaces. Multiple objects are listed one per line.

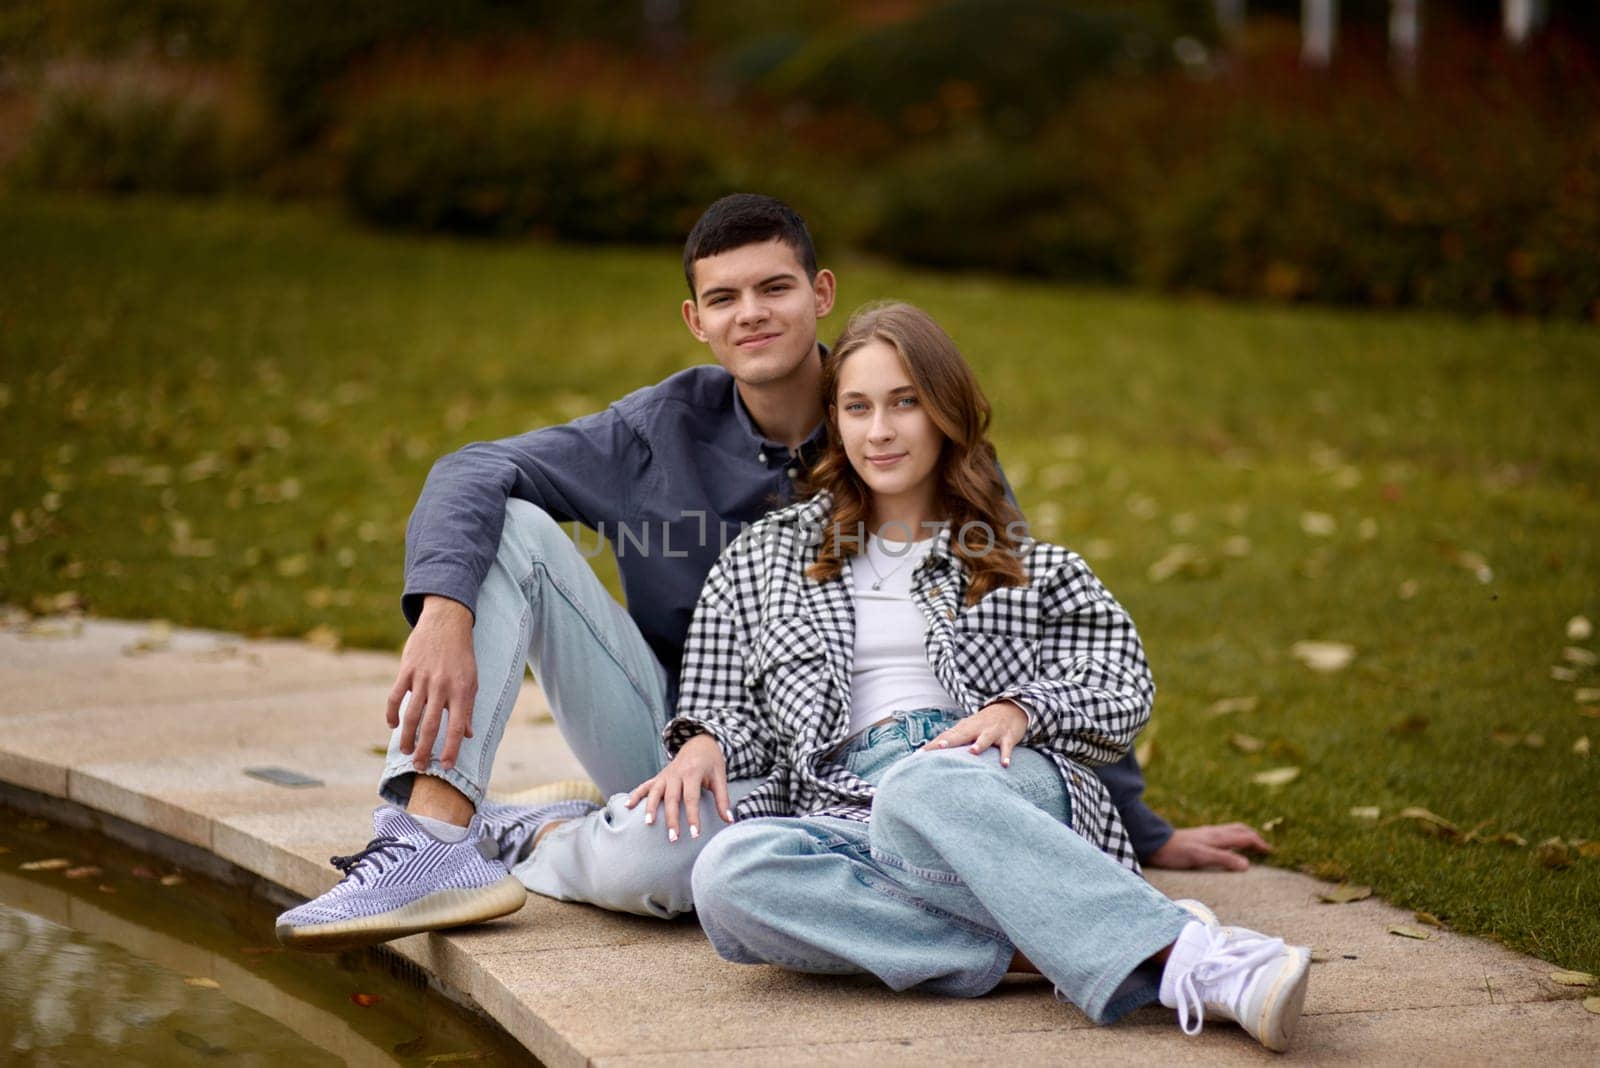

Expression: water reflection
xmin=0 ymin=808 xmax=531 ymax=1065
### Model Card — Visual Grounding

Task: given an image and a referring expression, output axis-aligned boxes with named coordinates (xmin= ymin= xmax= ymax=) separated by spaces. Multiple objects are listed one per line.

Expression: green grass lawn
xmin=3 ymin=193 xmax=1597 ymax=973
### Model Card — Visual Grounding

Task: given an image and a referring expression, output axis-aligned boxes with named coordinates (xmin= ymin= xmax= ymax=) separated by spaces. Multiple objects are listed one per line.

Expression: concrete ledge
xmin=6 ymin=619 xmax=1598 ymax=1066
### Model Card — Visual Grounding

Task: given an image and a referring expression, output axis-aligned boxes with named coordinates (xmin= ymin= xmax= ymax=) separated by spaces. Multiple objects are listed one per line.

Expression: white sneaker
xmin=1174 ymin=898 xmax=1219 ymax=928
xmin=1160 ymin=920 xmax=1311 ymax=1052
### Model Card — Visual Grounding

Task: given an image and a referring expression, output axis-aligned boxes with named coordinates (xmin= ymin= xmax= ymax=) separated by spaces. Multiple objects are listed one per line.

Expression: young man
xmin=276 ymin=195 xmax=1268 ymax=948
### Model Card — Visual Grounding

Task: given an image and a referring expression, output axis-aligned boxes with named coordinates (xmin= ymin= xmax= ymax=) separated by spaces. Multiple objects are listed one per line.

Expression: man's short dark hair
xmin=683 ymin=193 xmax=818 ymax=297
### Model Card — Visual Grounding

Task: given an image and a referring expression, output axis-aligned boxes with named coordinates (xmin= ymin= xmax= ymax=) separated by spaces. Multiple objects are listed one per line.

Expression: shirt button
xmin=786 ymin=466 xmax=799 ymax=479
xmin=757 ymin=450 xmax=767 ymax=464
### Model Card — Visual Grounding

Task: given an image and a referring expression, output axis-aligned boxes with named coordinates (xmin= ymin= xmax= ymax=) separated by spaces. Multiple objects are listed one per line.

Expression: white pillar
xmin=1303 ymin=0 xmax=1337 ymax=68
xmin=1504 ymin=0 xmax=1547 ymax=46
xmin=1390 ymin=0 xmax=1420 ymax=83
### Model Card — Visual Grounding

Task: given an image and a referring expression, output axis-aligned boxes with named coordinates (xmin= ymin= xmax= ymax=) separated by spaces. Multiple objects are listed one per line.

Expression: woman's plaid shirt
xmin=663 ymin=491 xmax=1156 ymax=871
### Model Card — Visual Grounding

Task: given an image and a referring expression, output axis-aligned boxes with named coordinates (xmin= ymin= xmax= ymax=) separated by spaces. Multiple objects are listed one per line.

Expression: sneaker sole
xmin=1254 ymin=945 xmax=1312 ymax=1053
xmin=275 ymin=873 xmax=527 ymax=952
xmin=490 ymin=779 xmax=606 ymax=806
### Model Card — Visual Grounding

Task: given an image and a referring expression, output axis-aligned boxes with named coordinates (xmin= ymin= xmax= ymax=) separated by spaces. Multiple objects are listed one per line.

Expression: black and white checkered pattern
xmin=664 ymin=491 xmax=1156 ymax=871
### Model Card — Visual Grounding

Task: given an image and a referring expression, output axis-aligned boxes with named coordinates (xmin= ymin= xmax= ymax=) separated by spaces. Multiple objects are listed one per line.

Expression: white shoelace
xmin=1172 ymin=927 xmax=1286 ymax=1036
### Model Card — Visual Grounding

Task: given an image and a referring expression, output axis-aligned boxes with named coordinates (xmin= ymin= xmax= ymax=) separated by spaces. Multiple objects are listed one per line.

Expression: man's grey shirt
xmin=402 ymin=362 xmax=1174 ymax=858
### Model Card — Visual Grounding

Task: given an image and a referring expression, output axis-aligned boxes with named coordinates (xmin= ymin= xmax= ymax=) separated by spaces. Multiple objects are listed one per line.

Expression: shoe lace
xmin=329 ymin=836 xmax=417 ymax=885
xmin=1173 ymin=927 xmax=1286 ymax=1036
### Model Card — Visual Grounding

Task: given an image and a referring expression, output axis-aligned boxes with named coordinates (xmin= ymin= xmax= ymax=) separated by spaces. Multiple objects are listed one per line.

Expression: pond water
xmin=0 ymin=801 xmax=535 ymax=1066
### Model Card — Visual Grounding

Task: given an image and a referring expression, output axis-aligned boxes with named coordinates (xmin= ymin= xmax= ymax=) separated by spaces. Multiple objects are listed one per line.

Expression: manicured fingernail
xmin=936 ymin=740 xmax=947 ymax=748
xmin=644 ymin=813 xmax=654 ymax=824
xmin=1002 ymin=758 xmax=1010 ymax=767
xmin=723 ymin=809 xmax=734 ymax=822
xmin=668 ymin=828 xmax=679 ymax=843
xmin=690 ymin=825 xmax=700 ymax=839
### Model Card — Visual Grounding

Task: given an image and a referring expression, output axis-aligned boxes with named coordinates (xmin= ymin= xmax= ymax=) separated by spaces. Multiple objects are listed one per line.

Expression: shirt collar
xmin=729 ymin=346 xmax=830 ymax=467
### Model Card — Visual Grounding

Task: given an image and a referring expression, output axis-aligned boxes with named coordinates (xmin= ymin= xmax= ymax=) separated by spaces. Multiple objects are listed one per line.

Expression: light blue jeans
xmin=379 ymin=500 xmax=754 ymax=915
xmin=691 ymin=709 xmax=1191 ymax=1024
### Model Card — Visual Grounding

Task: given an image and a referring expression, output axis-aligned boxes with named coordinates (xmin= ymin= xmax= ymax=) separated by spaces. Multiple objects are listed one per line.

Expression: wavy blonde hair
xmin=803 ymin=301 xmax=1027 ymax=604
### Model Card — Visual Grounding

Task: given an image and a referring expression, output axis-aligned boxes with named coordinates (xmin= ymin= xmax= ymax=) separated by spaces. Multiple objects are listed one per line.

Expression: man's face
xmin=682 ymin=239 xmax=836 ymax=387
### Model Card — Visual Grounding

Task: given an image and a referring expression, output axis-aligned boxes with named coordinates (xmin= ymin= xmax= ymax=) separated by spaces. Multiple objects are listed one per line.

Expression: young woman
xmin=629 ymin=302 xmax=1311 ymax=1051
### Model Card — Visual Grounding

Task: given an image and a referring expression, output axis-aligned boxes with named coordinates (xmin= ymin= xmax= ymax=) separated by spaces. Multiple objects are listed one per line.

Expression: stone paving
xmin=4 ymin=617 xmax=1597 ymax=1066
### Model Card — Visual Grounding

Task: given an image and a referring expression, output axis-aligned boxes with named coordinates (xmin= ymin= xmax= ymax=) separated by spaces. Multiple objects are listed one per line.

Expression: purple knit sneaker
xmin=478 ymin=798 xmax=601 ymax=866
xmin=275 ymin=806 xmax=525 ymax=951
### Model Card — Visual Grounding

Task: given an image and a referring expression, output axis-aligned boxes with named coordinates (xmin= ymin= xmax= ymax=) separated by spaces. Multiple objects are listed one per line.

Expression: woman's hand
xmin=918 ymin=701 xmax=1029 ymax=767
xmin=624 ymin=733 xmax=732 ymax=842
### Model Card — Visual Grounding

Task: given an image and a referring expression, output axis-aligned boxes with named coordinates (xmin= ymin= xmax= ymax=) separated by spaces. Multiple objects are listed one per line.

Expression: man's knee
xmin=500 ymin=499 xmax=571 ymax=563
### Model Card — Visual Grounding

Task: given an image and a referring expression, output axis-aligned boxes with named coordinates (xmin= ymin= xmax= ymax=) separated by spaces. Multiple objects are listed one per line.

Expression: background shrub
xmin=18 ymin=84 xmax=233 ymax=194
xmin=341 ymin=92 xmax=733 ymax=243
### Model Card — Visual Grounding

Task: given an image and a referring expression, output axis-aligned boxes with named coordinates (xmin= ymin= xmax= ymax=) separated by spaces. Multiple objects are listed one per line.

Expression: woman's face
xmin=834 ymin=339 xmax=945 ymax=513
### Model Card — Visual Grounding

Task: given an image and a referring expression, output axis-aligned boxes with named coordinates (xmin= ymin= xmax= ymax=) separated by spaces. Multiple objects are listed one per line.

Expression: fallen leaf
xmin=1578 ymin=841 xmax=1600 ymax=860
xmin=131 ymin=865 xmax=159 ymax=880
xmin=21 ymin=858 xmax=71 ymax=871
xmin=1357 ymin=516 xmax=1379 ymax=539
xmin=1578 ymin=687 xmax=1600 ymax=704
xmin=1299 ymin=511 xmax=1336 ymax=537
xmin=174 ymin=1031 xmax=227 ymax=1056
xmin=1576 ymin=737 xmax=1592 ymax=757
xmin=1536 ymin=837 xmax=1572 ymax=869
xmin=1389 ymin=714 xmax=1429 ymax=735
xmin=305 ymin=625 xmax=341 ymax=652
xmin=1569 ymin=616 xmax=1595 ymax=642
xmin=350 ymin=992 xmax=383 ymax=1007
xmin=1525 ymin=732 xmax=1545 ymax=749
xmin=1262 ymin=817 xmax=1285 ymax=833
xmin=64 ymin=865 xmax=101 ymax=879
xmin=1252 ymin=766 xmax=1300 ymax=787
xmin=1414 ymin=911 xmax=1446 ymax=928
xmin=1398 ymin=579 xmax=1419 ymax=600
xmin=1206 ymin=695 xmax=1259 ymax=718
xmin=368 ymin=744 xmax=389 ymax=757
xmin=1319 ymin=883 xmax=1372 ymax=904
xmin=1147 ymin=544 xmax=1212 ymax=583
xmin=1349 ymin=805 xmax=1381 ymax=820
xmin=1491 ymin=728 xmax=1521 ymax=747
xmin=1397 ymin=807 xmax=1459 ymax=838
xmin=275 ymin=553 xmax=309 ymax=577
xmin=1451 ymin=549 xmax=1494 ymax=584
xmin=1491 ymin=832 xmax=1528 ymax=848
xmin=1387 ymin=924 xmax=1430 ymax=940
xmin=183 ymin=977 xmax=221 ymax=989
xmin=1220 ymin=534 xmax=1252 ymax=558
xmin=1585 ymin=997 xmax=1600 ymax=1014
xmin=1291 ymin=641 xmax=1355 ymax=673
xmin=1563 ymin=646 xmax=1599 ymax=667
xmin=1550 ymin=971 xmax=1597 ymax=987
xmin=160 ymin=874 xmax=185 ymax=887
xmin=1229 ymin=732 xmax=1265 ymax=754
xmin=1552 ymin=666 xmax=1580 ymax=682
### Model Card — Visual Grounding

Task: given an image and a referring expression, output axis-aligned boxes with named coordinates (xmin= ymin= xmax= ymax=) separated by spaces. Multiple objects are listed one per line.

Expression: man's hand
xmin=625 ymin=734 xmax=731 ymax=843
xmin=1144 ymin=823 xmax=1273 ymax=872
xmin=918 ymin=700 xmax=1029 ymax=767
xmin=386 ymin=595 xmax=477 ymax=773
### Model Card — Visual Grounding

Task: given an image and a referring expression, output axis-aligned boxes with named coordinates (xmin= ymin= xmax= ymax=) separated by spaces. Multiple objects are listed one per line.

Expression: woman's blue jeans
xmin=691 ymin=709 xmax=1190 ymax=1024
